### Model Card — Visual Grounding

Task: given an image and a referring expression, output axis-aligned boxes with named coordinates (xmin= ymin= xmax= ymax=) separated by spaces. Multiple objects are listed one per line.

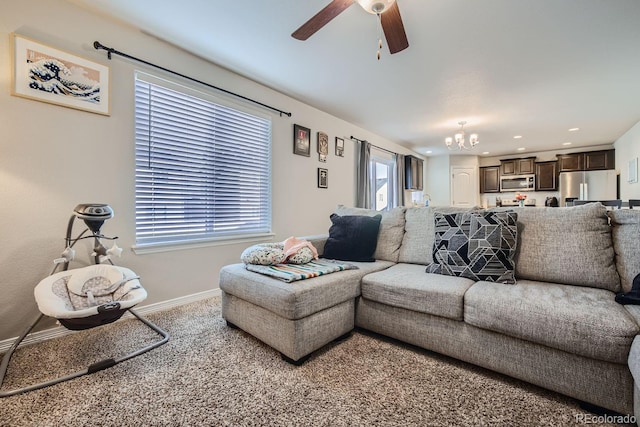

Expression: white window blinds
xmin=134 ymin=73 xmax=272 ymax=247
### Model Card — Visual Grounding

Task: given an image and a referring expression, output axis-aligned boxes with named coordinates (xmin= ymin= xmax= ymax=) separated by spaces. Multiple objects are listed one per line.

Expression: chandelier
xmin=445 ymin=121 xmax=479 ymax=150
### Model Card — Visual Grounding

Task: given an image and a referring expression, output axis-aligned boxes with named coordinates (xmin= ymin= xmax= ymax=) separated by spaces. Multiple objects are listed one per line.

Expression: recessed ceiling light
xmin=482 ymin=151 xmax=490 ymax=155
xmin=425 ymin=150 xmax=432 ymax=154
xmin=517 ymin=147 xmax=526 ymax=151
xmin=568 ymin=128 xmax=580 ymax=132
xmin=513 ymin=135 xmax=523 ymax=139
xmin=562 ymin=142 xmax=572 ymax=146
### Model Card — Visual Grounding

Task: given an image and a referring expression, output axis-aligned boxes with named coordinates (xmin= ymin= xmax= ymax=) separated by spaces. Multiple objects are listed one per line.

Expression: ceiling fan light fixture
xmin=292 ymin=0 xmax=408 ymax=56
xmin=356 ymin=0 xmax=396 ymax=14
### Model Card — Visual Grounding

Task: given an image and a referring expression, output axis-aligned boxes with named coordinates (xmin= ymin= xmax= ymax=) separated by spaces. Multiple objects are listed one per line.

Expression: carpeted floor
xmin=0 ymin=297 xmax=629 ymax=426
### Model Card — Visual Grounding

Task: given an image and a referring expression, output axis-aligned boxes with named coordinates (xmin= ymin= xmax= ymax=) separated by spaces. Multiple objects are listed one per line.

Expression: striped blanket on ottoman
xmin=245 ymin=259 xmax=357 ymax=283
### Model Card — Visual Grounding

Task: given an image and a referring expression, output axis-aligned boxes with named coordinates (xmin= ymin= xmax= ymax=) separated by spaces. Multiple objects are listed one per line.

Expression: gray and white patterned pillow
xmin=425 ymin=210 xmax=518 ymax=284
xmin=241 ymin=243 xmax=286 ymax=265
xmin=286 ymin=246 xmax=315 ymax=265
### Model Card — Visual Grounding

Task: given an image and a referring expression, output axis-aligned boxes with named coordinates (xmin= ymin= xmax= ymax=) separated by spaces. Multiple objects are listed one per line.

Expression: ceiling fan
xmin=292 ymin=0 xmax=409 ymax=58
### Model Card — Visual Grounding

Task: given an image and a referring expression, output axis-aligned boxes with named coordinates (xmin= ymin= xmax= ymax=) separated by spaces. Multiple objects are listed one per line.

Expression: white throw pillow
xmin=241 ymin=243 xmax=286 ymax=265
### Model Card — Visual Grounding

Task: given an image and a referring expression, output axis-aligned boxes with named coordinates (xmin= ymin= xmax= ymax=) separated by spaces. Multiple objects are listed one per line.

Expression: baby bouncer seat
xmin=0 ymin=204 xmax=169 ymax=397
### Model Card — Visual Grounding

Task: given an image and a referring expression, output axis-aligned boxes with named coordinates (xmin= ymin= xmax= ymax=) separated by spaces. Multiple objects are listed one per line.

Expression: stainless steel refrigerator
xmin=558 ymin=170 xmax=617 ymax=206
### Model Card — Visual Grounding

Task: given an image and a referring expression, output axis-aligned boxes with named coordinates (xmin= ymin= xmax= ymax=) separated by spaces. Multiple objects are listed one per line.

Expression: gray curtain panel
xmin=394 ymin=153 xmax=405 ymax=207
xmin=356 ymin=140 xmax=372 ymax=209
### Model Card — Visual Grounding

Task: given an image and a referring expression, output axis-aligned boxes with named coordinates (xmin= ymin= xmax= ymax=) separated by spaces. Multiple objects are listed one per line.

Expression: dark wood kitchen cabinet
xmin=480 ymin=166 xmax=500 ymax=193
xmin=557 ymin=149 xmax=614 ymax=172
xmin=535 ymin=161 xmax=558 ymax=191
xmin=404 ymin=155 xmax=423 ymax=191
xmin=500 ymin=157 xmax=535 ymax=175
xmin=584 ymin=150 xmax=615 ymax=170
xmin=557 ymin=153 xmax=583 ymax=172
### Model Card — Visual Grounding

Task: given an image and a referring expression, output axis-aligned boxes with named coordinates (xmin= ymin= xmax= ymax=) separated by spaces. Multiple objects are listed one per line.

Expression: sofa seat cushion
xmin=220 ymin=260 xmax=394 ymax=320
xmin=361 ymin=263 xmax=475 ymax=321
xmin=464 ymin=280 xmax=640 ymax=363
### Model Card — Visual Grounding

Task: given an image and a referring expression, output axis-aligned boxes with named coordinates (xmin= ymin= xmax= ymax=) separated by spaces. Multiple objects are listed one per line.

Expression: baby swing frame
xmin=0 ymin=204 xmax=169 ymax=398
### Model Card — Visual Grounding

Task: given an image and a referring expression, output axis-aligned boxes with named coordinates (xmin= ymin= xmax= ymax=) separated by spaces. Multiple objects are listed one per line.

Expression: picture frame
xmin=293 ymin=124 xmax=311 ymax=156
xmin=335 ymin=137 xmax=344 ymax=157
xmin=318 ymin=168 xmax=328 ymax=189
xmin=317 ymin=131 xmax=328 ymax=162
xmin=629 ymin=157 xmax=638 ymax=184
xmin=10 ymin=33 xmax=111 ymax=116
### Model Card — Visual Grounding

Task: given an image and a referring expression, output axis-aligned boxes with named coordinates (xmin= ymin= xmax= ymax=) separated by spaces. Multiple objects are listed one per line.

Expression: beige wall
xmin=424 ymin=155 xmax=450 ymax=206
xmin=615 ymin=121 xmax=640 ymax=200
xmin=0 ymin=0 xmax=418 ymax=341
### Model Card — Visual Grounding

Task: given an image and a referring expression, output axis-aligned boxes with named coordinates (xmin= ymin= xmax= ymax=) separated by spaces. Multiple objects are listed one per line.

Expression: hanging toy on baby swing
xmin=0 ymin=203 xmax=169 ymax=398
xmin=68 ymin=203 xmax=117 ymax=266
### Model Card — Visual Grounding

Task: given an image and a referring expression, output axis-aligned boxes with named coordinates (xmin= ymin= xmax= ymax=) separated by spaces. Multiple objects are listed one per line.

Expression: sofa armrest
xmin=625 ymin=305 xmax=640 ymax=328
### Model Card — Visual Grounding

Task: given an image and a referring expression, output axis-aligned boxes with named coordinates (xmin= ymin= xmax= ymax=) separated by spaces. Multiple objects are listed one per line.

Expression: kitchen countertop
xmin=499 ymin=201 xmax=537 ymax=207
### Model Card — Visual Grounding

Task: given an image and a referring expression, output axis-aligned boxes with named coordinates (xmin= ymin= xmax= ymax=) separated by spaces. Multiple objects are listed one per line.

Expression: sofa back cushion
xmin=335 ymin=205 xmax=406 ymax=262
xmin=608 ymin=209 xmax=640 ymax=293
xmin=513 ymin=203 xmax=620 ymax=292
xmin=399 ymin=206 xmax=478 ymax=265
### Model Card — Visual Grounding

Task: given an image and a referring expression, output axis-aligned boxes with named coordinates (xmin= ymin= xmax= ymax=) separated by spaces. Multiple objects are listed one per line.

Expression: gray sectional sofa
xmin=219 ymin=203 xmax=640 ymax=418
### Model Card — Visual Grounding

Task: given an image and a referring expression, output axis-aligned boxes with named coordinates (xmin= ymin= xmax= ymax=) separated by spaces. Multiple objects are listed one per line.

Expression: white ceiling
xmin=69 ymin=0 xmax=640 ymax=158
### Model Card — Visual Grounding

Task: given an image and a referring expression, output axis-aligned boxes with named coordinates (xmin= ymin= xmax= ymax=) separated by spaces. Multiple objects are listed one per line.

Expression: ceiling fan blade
xmin=291 ymin=0 xmax=354 ymax=41
xmin=380 ymin=2 xmax=409 ymax=54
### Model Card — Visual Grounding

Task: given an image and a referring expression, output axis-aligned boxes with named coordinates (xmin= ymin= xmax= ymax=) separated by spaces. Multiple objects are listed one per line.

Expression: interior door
xmin=451 ymin=167 xmax=477 ymax=207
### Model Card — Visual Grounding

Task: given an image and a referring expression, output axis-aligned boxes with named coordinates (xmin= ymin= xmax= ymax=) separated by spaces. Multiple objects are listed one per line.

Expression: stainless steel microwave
xmin=500 ymin=175 xmax=535 ymax=192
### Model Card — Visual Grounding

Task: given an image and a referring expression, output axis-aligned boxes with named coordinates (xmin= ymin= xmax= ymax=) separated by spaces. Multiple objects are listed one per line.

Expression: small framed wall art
xmin=318 ymin=168 xmax=328 ymax=188
xmin=629 ymin=157 xmax=638 ymax=184
xmin=11 ymin=33 xmax=111 ymax=115
xmin=293 ymin=124 xmax=311 ymax=157
xmin=317 ymin=131 xmax=328 ymax=162
xmin=335 ymin=137 xmax=344 ymax=157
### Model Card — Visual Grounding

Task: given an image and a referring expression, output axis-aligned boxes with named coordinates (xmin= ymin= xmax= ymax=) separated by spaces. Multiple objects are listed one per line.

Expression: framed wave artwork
xmin=10 ymin=33 xmax=111 ymax=115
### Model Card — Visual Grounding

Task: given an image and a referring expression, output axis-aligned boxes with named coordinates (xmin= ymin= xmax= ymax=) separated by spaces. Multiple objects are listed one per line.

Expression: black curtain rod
xmin=93 ymin=41 xmax=292 ymax=117
xmin=350 ymin=136 xmax=397 ymax=156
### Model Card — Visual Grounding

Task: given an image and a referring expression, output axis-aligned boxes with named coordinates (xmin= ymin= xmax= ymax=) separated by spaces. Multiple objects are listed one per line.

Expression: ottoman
xmin=219 ymin=260 xmax=393 ymax=363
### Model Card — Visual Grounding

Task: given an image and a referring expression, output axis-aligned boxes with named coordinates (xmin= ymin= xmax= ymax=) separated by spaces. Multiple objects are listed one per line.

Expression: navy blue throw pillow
xmin=323 ymin=214 xmax=382 ymax=262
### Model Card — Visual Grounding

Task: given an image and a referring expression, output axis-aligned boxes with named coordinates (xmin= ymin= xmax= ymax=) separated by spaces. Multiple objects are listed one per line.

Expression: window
xmin=134 ymin=73 xmax=272 ymax=248
xmin=370 ymin=147 xmax=397 ymax=212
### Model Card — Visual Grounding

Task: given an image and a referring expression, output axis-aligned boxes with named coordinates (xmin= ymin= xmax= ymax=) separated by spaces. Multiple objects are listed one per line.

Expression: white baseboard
xmin=0 ymin=288 xmax=221 ymax=354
